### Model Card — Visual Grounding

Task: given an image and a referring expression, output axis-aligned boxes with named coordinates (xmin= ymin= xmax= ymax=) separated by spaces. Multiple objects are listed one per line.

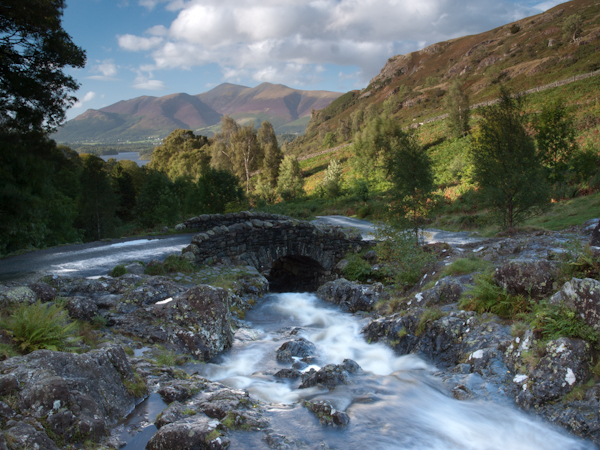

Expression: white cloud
xmin=132 ymin=76 xmax=167 ymax=90
xmin=73 ymin=91 xmax=97 ymax=108
xmin=118 ymin=34 xmax=163 ymax=51
xmin=125 ymin=0 xmax=546 ymax=86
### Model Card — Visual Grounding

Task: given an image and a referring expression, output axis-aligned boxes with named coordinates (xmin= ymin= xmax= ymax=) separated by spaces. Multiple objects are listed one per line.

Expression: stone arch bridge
xmin=180 ymin=212 xmax=365 ymax=291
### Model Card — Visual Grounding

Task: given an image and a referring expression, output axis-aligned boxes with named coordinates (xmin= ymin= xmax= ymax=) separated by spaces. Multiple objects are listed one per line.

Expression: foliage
xmin=109 ymin=264 xmax=128 ymax=277
xmin=154 ymin=349 xmax=180 ymax=366
xmin=528 ymin=301 xmax=599 ymax=344
xmin=470 ymin=88 xmax=550 ymax=229
xmin=123 ymin=372 xmax=147 ymax=398
xmin=375 ymin=223 xmax=436 ymax=290
xmin=321 ymin=159 xmax=344 ymax=198
xmin=416 ymin=307 xmax=446 ymax=336
xmin=148 ymin=129 xmax=210 ymax=180
xmin=0 ymin=131 xmax=80 ymax=253
xmin=2 ymin=300 xmax=79 ymax=353
xmin=563 ymin=14 xmax=583 ymax=43
xmin=445 ymin=80 xmax=470 ymax=138
xmin=0 ymin=0 xmax=86 ymax=132
xmin=342 ymin=253 xmax=372 ymax=282
xmin=322 ymin=132 xmax=337 ymax=149
xmin=145 ymin=255 xmax=196 ymax=276
xmin=277 ymin=155 xmax=305 ymax=201
xmin=76 ymin=154 xmax=119 ymax=241
xmin=560 ymin=241 xmax=600 ymax=281
xmin=459 ymin=272 xmax=531 ymax=319
xmin=441 ymin=257 xmax=490 ymax=276
xmin=258 ymin=121 xmax=283 ymax=188
xmin=351 ymin=117 xmax=405 ymax=184
xmin=190 ymin=167 xmax=245 ymax=215
xmin=533 ymin=100 xmax=577 ymax=182
xmin=386 ymin=132 xmax=435 ymax=245
xmin=134 ymin=170 xmax=181 ymax=229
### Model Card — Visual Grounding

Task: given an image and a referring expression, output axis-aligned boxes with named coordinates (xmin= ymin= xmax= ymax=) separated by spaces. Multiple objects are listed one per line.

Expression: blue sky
xmin=62 ymin=0 xmax=565 ymax=120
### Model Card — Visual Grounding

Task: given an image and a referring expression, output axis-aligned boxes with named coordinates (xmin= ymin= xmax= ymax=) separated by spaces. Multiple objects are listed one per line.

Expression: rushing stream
xmin=123 ymin=292 xmax=592 ymax=449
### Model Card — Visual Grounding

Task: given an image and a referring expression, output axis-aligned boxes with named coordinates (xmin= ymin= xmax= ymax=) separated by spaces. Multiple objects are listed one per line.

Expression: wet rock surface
xmin=316 ymin=278 xmax=384 ymax=312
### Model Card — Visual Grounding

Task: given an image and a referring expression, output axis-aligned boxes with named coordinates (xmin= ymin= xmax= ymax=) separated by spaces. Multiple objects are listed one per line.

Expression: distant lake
xmin=100 ymin=152 xmax=148 ymax=167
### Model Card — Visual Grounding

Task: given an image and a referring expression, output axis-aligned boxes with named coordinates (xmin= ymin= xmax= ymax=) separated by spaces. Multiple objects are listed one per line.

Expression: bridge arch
xmin=181 ymin=213 xmax=364 ymax=291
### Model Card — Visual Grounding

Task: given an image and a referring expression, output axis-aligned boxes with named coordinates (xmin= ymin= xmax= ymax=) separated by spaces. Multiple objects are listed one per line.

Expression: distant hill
xmin=286 ymin=0 xmax=600 ymax=157
xmin=53 ymin=83 xmax=342 ymax=144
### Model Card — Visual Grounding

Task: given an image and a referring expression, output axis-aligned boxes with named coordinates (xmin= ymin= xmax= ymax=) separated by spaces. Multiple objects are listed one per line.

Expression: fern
xmin=2 ymin=301 xmax=79 ymax=354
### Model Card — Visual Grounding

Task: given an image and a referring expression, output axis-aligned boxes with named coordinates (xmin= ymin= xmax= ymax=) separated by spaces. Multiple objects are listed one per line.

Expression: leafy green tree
xmin=351 ymin=117 xmax=404 ymax=184
xmin=232 ymin=125 xmax=263 ymax=192
xmin=134 ymin=171 xmax=181 ymax=229
xmin=277 ymin=155 xmax=304 ymax=201
xmin=258 ymin=121 xmax=283 ymax=188
xmin=193 ymin=167 xmax=244 ymax=214
xmin=148 ymin=129 xmax=209 ymax=179
xmin=112 ymin=165 xmax=136 ymax=222
xmin=0 ymin=0 xmax=86 ymax=131
xmin=445 ymin=80 xmax=470 ymax=138
xmin=322 ymin=132 xmax=337 ymax=148
xmin=387 ymin=133 xmax=435 ymax=245
xmin=471 ymin=89 xmax=550 ymax=229
xmin=533 ymin=100 xmax=578 ymax=182
xmin=77 ymin=155 xmax=118 ymax=241
xmin=563 ymin=14 xmax=583 ymax=43
xmin=211 ymin=115 xmax=240 ymax=172
xmin=322 ymin=159 xmax=344 ymax=198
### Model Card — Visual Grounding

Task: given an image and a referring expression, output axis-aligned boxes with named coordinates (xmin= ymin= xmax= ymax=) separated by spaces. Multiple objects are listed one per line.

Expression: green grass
xmin=145 ymin=255 xmax=196 ymax=276
xmin=416 ymin=307 xmax=446 ymax=336
xmin=441 ymin=257 xmax=490 ymax=277
xmin=526 ymin=301 xmax=599 ymax=345
xmin=109 ymin=264 xmax=128 ymax=277
xmin=523 ymin=192 xmax=600 ymax=230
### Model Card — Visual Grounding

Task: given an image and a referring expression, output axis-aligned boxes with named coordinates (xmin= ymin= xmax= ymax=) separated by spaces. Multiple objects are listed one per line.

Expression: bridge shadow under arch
xmin=266 ymin=255 xmax=327 ymax=292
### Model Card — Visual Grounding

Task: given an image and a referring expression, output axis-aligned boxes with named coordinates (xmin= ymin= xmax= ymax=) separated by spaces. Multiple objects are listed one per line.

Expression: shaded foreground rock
xmin=276 ymin=338 xmax=316 ymax=362
xmin=303 ymin=399 xmax=349 ymax=426
xmin=494 ymin=259 xmax=559 ymax=299
xmin=0 ymin=346 xmax=138 ymax=445
xmin=299 ymin=360 xmax=360 ymax=390
xmin=147 ymin=415 xmax=230 ymax=450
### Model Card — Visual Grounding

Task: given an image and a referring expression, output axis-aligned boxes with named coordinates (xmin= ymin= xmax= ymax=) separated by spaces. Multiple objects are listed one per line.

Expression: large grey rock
xmin=316 ymin=278 xmax=384 ymax=312
xmin=276 ymin=338 xmax=316 ymax=362
xmin=517 ymin=338 xmax=591 ymax=408
xmin=28 ymin=281 xmax=57 ymax=302
xmin=0 ymin=287 xmax=37 ymax=306
xmin=153 ymin=285 xmax=235 ymax=360
xmin=299 ymin=360 xmax=360 ymax=390
xmin=66 ymin=296 xmax=99 ymax=322
xmin=550 ymin=278 xmax=600 ymax=331
xmin=0 ymin=346 xmax=138 ymax=445
xmin=494 ymin=259 xmax=559 ymax=299
xmin=147 ymin=415 xmax=229 ymax=450
xmin=414 ymin=275 xmax=473 ymax=306
xmin=591 ymin=220 xmax=600 ymax=246
xmin=4 ymin=421 xmax=60 ymax=450
xmin=303 ymin=399 xmax=349 ymax=426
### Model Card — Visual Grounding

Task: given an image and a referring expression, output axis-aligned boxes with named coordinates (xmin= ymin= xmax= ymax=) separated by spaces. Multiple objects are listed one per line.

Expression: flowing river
xmin=123 ymin=292 xmax=592 ymax=450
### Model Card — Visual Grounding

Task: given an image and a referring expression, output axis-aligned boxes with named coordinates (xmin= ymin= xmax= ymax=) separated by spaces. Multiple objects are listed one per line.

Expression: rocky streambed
xmin=0 ymin=220 xmax=599 ymax=449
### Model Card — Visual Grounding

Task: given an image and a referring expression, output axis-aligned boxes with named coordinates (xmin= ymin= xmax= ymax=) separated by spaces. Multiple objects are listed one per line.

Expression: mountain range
xmin=53 ymin=83 xmax=342 ymax=144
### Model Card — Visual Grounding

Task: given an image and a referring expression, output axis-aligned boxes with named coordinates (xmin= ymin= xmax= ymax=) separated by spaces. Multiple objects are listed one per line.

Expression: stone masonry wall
xmin=182 ymin=211 xmax=292 ymax=231
xmin=182 ymin=216 xmax=364 ymax=272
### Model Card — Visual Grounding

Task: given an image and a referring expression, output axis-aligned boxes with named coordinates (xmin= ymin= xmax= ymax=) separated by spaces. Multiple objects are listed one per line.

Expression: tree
xmin=148 ymin=129 xmax=209 ymax=179
xmin=533 ymin=100 xmax=577 ymax=182
xmin=387 ymin=133 xmax=435 ymax=245
xmin=258 ymin=121 xmax=283 ymax=188
xmin=322 ymin=159 xmax=344 ymax=198
xmin=563 ymin=14 xmax=583 ymax=43
xmin=0 ymin=0 xmax=86 ymax=131
xmin=471 ymin=88 xmax=550 ymax=229
xmin=76 ymin=155 xmax=118 ymax=241
xmin=134 ymin=170 xmax=181 ymax=229
xmin=193 ymin=167 xmax=244 ymax=214
xmin=277 ymin=155 xmax=304 ymax=201
xmin=322 ymin=132 xmax=336 ymax=148
xmin=351 ymin=117 xmax=405 ymax=184
xmin=210 ymin=116 xmax=239 ymax=172
xmin=445 ymin=80 xmax=470 ymax=138
xmin=231 ymin=125 xmax=263 ymax=192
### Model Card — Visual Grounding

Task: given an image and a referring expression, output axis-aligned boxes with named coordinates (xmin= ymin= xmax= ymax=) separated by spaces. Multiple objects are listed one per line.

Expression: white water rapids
xmin=179 ymin=293 xmax=593 ymax=450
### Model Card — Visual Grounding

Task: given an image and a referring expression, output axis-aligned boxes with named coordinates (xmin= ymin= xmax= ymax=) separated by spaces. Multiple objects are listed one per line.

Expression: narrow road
xmin=0 ymin=234 xmax=195 ymax=282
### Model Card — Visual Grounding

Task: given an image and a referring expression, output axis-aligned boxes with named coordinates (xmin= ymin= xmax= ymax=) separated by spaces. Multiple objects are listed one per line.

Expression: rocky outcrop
xmin=276 ymin=338 xmax=316 ymax=362
xmin=0 ymin=346 xmax=138 ymax=445
xmin=299 ymin=360 xmax=360 ymax=390
xmin=316 ymin=278 xmax=384 ymax=312
xmin=303 ymin=399 xmax=350 ymax=426
xmin=550 ymin=278 xmax=600 ymax=331
xmin=494 ymin=259 xmax=559 ymax=299
xmin=147 ymin=415 xmax=230 ymax=450
xmin=592 ymin=221 xmax=600 ymax=247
